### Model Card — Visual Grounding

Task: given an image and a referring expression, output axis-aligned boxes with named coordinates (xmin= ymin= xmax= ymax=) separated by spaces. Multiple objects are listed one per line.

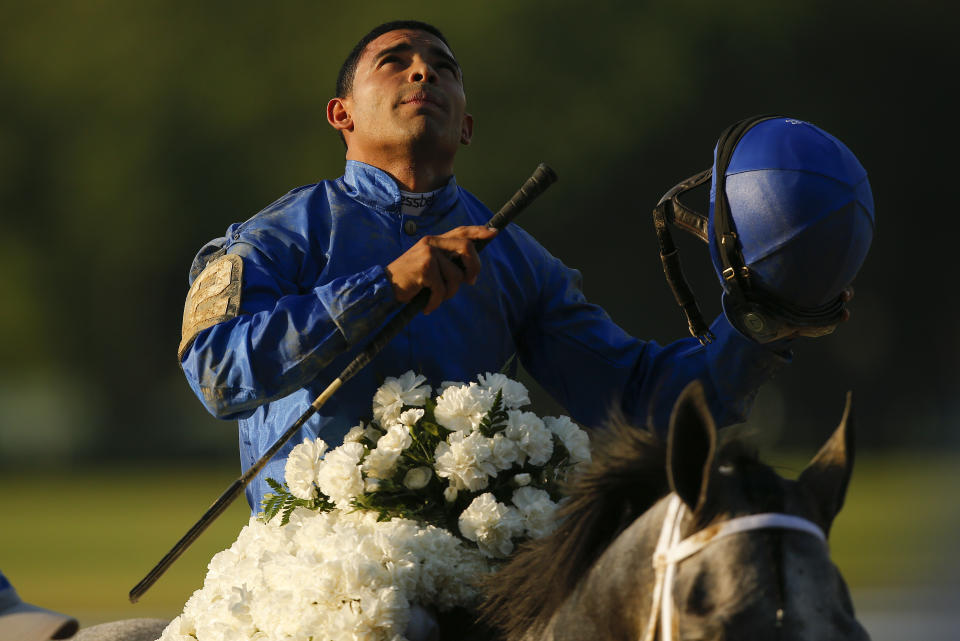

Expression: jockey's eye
xmin=378 ymin=55 xmax=402 ymax=68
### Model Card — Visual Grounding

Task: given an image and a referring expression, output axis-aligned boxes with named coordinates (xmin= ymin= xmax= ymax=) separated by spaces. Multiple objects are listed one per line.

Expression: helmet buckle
xmin=721 ymin=266 xmax=750 ymax=281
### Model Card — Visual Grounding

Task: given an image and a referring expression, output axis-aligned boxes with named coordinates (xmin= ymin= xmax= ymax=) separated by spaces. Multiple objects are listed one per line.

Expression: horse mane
xmin=479 ymin=417 xmax=668 ymax=639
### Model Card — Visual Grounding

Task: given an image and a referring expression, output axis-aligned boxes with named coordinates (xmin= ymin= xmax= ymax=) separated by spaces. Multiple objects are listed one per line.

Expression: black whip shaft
xmin=129 ymin=163 xmax=557 ymax=603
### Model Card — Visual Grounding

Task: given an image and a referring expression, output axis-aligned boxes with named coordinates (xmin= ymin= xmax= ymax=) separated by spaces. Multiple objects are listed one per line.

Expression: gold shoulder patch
xmin=178 ymin=253 xmax=243 ymax=359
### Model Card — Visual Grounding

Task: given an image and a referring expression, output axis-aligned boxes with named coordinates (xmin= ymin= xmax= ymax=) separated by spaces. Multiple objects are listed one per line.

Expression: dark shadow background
xmin=1 ymin=0 xmax=957 ymax=467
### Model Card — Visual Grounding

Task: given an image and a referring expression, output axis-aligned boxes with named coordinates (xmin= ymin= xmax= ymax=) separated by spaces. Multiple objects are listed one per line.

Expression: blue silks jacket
xmin=180 ymin=161 xmax=789 ymax=510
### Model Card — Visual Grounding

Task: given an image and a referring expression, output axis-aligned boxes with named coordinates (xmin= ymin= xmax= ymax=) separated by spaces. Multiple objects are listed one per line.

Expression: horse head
xmin=482 ymin=382 xmax=870 ymax=641
xmin=661 ymin=382 xmax=870 ymax=641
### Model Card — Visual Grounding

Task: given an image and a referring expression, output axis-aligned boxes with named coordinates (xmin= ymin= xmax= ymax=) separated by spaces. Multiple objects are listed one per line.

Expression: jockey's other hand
xmin=757 ymin=287 xmax=856 ymax=343
xmin=789 ymin=286 xmax=855 ymax=339
xmin=386 ymin=225 xmax=497 ymax=314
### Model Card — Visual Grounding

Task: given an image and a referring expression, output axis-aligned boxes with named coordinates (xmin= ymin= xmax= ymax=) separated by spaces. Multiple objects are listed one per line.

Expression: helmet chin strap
xmin=641 ymin=495 xmax=827 ymax=641
xmin=652 ymin=114 xmax=848 ymax=344
xmin=652 ymin=168 xmax=715 ymax=344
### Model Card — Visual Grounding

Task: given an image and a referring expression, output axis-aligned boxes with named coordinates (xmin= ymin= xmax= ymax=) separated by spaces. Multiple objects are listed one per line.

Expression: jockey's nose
xmin=408 ymin=58 xmax=438 ymax=84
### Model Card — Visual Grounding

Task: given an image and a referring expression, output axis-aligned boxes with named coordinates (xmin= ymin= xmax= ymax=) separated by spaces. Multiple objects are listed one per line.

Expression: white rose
xmin=477 ymin=372 xmax=530 ymax=409
xmin=512 ymin=486 xmax=559 ymax=539
xmin=504 ymin=410 xmax=554 ymax=466
xmin=284 ymin=437 xmax=328 ymax=500
xmin=545 ymin=415 xmax=591 ymax=464
xmin=403 ymin=466 xmax=433 ymax=490
xmin=372 ymin=371 xmax=431 ymax=425
xmin=433 ymin=382 xmax=493 ymax=433
xmin=458 ymin=493 xmax=524 ymax=558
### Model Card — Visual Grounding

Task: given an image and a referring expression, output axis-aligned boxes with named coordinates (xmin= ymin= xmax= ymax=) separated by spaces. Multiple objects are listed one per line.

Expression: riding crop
xmin=129 ymin=163 xmax=558 ymax=603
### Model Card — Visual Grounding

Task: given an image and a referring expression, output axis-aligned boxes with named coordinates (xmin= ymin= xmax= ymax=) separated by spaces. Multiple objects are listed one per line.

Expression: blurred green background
xmin=1 ymin=0 xmax=957 ymax=637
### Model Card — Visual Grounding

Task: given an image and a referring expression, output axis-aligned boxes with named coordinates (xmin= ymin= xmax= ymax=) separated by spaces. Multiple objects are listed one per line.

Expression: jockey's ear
xmin=798 ymin=391 xmax=855 ymax=535
xmin=666 ymin=381 xmax=717 ymax=513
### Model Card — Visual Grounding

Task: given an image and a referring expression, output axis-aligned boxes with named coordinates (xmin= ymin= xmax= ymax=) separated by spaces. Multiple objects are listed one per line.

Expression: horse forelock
xmin=480 ymin=417 xmax=668 ymax=640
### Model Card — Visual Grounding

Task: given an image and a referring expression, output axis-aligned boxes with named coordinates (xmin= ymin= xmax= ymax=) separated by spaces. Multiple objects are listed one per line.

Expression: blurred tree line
xmin=0 ymin=0 xmax=956 ymax=466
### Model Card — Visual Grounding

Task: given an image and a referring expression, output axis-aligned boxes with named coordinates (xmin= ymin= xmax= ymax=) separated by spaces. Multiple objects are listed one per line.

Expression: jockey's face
xmin=329 ymin=29 xmax=473 ymax=161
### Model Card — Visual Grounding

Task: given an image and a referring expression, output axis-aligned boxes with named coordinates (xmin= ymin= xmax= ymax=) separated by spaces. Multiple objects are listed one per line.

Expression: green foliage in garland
xmin=260 ymin=478 xmax=333 ymax=526
xmin=477 ymin=390 xmax=508 ymax=438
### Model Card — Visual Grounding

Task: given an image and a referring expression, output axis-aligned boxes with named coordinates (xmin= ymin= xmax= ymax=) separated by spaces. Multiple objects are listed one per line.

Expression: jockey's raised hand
xmin=386 ymin=225 xmax=497 ymax=314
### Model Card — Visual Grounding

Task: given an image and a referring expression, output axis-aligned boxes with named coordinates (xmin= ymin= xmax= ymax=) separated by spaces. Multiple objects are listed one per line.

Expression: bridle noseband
xmin=641 ymin=495 xmax=826 ymax=641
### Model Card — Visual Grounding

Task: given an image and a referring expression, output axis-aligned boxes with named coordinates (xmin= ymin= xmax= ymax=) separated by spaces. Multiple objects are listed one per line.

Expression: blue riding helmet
xmin=653 ymin=115 xmax=875 ymax=343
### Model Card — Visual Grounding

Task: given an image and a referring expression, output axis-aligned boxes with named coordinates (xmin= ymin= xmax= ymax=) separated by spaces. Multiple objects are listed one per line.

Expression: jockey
xmin=178 ymin=22 xmax=864 ymax=514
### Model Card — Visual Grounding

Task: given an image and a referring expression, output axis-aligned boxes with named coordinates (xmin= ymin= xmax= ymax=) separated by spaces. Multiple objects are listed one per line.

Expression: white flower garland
xmin=158 ymin=371 xmax=590 ymax=641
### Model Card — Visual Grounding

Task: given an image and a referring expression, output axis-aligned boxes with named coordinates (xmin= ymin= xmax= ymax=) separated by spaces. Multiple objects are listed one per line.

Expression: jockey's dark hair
xmin=336 ymin=20 xmax=454 ymax=98
xmin=333 ymin=21 xmax=456 ymax=148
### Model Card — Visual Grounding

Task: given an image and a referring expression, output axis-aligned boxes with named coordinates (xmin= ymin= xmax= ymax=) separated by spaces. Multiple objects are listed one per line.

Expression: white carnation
xmin=344 ymin=423 xmax=368 ymax=443
xmin=458 ymin=493 xmax=524 ymax=558
xmin=364 ymin=424 xmax=413 ymax=479
xmin=513 ymin=473 xmax=531 ymax=486
xmin=545 ymin=415 xmax=591 ymax=465
xmin=443 ymin=486 xmax=458 ymax=503
xmin=433 ymin=382 xmax=493 ymax=433
xmin=438 ymin=380 xmax=462 ymax=392
xmin=434 ymin=431 xmax=497 ymax=491
xmin=477 ymin=372 xmax=530 ymax=409
xmin=379 ymin=423 xmax=413 ymax=454
xmin=316 ymin=442 xmax=365 ymax=508
xmin=162 ymin=511 xmax=496 ymax=641
xmin=398 ymin=408 xmax=425 ymax=427
xmin=512 ymin=486 xmax=559 ymax=539
xmin=373 ymin=371 xmax=431 ymax=425
xmin=403 ymin=466 xmax=433 ymax=490
xmin=504 ymin=410 xmax=554 ymax=466
xmin=490 ymin=433 xmax=521 ymax=471
xmin=284 ymin=437 xmax=328 ymax=500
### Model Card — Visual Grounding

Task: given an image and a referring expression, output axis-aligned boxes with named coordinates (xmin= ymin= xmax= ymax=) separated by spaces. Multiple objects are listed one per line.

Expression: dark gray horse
xmin=481 ymin=382 xmax=870 ymax=641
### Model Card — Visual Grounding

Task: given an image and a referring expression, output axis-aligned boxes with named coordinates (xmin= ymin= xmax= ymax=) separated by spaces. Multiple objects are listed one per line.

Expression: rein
xmin=641 ymin=495 xmax=826 ymax=641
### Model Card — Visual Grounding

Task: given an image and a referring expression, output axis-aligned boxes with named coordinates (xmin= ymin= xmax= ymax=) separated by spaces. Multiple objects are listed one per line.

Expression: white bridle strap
xmin=665 ymin=512 xmax=826 ymax=565
xmin=640 ymin=496 xmax=685 ymax=641
xmin=641 ymin=495 xmax=826 ymax=641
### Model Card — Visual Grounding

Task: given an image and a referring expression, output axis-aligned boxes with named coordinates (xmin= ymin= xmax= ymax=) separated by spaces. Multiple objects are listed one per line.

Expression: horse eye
xmin=685 ymin=573 xmax=714 ymax=616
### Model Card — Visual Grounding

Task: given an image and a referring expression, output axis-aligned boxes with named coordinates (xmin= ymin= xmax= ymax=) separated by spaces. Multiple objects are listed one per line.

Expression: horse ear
xmin=798 ymin=391 xmax=855 ymax=534
xmin=667 ymin=381 xmax=717 ymax=512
